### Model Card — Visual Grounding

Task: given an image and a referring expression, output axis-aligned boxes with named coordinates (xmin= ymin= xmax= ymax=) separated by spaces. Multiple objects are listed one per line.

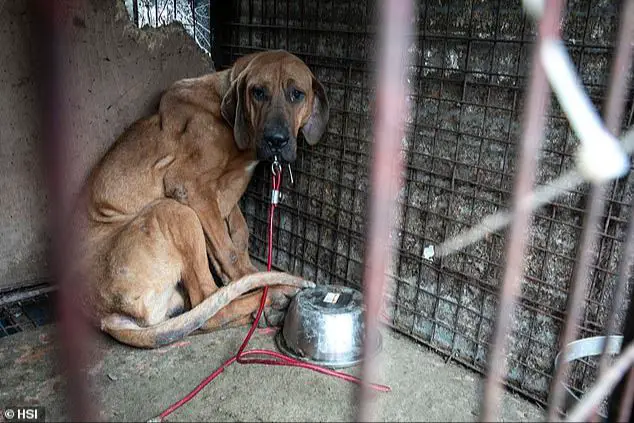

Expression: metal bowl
xmin=275 ymin=284 xmax=382 ymax=369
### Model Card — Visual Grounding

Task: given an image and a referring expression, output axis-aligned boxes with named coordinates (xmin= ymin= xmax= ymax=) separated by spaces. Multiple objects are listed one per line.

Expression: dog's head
xmin=221 ymin=50 xmax=330 ymax=163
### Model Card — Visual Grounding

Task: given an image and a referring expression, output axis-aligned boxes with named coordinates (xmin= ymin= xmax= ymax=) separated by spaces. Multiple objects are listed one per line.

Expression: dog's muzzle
xmin=258 ymin=120 xmax=296 ymax=163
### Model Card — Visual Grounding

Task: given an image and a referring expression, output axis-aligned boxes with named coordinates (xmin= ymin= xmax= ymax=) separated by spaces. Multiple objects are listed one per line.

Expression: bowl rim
xmin=274 ymin=329 xmax=383 ymax=369
xmin=293 ymin=284 xmax=365 ymax=314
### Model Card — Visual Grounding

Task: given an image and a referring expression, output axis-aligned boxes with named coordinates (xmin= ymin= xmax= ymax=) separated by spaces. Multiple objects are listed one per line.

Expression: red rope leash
xmin=153 ymin=166 xmax=390 ymax=422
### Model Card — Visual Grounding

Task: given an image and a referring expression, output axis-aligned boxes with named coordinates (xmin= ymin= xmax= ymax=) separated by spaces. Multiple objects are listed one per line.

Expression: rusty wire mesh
xmin=0 ymin=290 xmax=54 ymax=339
xmin=211 ymin=0 xmax=634 ymax=408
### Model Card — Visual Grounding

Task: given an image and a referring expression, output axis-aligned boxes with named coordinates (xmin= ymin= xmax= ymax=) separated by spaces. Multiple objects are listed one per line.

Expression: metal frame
xmin=0 ymin=291 xmax=54 ymax=339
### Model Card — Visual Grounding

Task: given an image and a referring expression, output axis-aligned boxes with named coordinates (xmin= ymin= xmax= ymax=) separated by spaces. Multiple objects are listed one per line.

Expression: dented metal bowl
xmin=275 ymin=284 xmax=382 ymax=369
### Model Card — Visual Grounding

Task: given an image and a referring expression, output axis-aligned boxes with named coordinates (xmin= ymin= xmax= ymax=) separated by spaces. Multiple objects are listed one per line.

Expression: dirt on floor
xmin=0 ymin=323 xmax=544 ymax=422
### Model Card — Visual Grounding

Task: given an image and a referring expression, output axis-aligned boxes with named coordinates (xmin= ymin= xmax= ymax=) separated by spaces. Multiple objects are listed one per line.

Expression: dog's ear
xmin=301 ymin=77 xmax=330 ymax=146
xmin=229 ymin=53 xmax=259 ymax=79
xmin=221 ymin=73 xmax=250 ymax=150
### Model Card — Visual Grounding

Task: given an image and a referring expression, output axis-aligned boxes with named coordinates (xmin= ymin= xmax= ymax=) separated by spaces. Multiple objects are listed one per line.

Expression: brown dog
xmin=72 ymin=50 xmax=329 ymax=348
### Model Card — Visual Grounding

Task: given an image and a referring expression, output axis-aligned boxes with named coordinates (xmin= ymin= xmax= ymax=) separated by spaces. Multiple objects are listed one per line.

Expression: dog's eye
xmin=290 ymin=88 xmax=305 ymax=103
xmin=252 ymin=86 xmax=266 ymax=101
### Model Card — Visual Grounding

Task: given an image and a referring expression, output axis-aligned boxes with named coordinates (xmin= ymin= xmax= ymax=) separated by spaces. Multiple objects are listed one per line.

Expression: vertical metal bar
xmin=325 ymin=0 xmax=353 ymax=287
xmin=513 ymin=7 xmax=554 ymax=393
xmin=288 ymin=0 xmax=303 ymax=277
xmin=548 ymin=77 xmax=611 ymax=420
xmin=273 ymin=0 xmax=278 ymax=46
xmin=479 ymin=1 xmax=565 ymax=421
xmin=454 ymin=0 xmax=503 ymax=365
xmin=296 ymin=0 xmax=311 ymax=279
xmin=356 ymin=0 xmax=413 ymax=421
xmin=261 ymin=0 xmax=266 ymax=49
xmin=422 ymin=0 xmax=448 ymax=351
xmin=596 ymin=1 xmax=634 ymax=137
xmin=174 ymin=0 xmax=177 ymax=20
xmin=398 ymin=1 xmax=426 ymax=336
xmin=155 ymin=0 xmax=158 ymax=26
xmin=341 ymin=0 xmax=369 ymax=294
xmin=133 ymin=0 xmax=140 ymax=26
xmin=591 ymin=2 xmax=634 ymax=422
xmin=285 ymin=0 xmax=289 ymax=49
xmin=249 ymin=0 xmax=254 ymax=51
xmin=548 ymin=0 xmax=634 ymax=418
xmin=608 ymin=247 xmax=634 ymax=421
xmin=617 ymin=369 xmax=634 ymax=422
xmin=217 ymin=0 xmax=236 ymax=68
xmin=31 ymin=0 xmax=96 ymax=421
xmin=567 ymin=342 xmax=634 ymax=421
xmin=192 ymin=0 xmax=197 ymax=44
xmin=311 ymin=0 xmax=329 ymax=290
xmin=209 ymin=0 xmax=213 ymax=54
xmin=328 ymin=63 xmax=351 ymax=286
xmin=551 ymin=1 xmax=594 ymax=392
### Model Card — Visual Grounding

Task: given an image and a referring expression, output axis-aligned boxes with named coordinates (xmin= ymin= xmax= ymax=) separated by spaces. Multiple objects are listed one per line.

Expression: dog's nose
xmin=264 ymin=127 xmax=290 ymax=150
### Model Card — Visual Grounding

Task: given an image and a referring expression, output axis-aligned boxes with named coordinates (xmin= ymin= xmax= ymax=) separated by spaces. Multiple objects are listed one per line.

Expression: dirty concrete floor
xmin=0 ymin=324 xmax=544 ymax=422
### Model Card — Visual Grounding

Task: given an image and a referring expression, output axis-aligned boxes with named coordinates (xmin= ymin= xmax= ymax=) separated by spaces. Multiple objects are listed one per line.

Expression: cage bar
xmin=355 ymin=0 xmax=413 ymax=420
xmin=480 ymin=2 xmax=564 ymax=420
xmin=31 ymin=0 xmax=96 ymax=420
xmin=590 ymin=1 xmax=634 ymax=422
xmin=547 ymin=0 xmax=634 ymax=419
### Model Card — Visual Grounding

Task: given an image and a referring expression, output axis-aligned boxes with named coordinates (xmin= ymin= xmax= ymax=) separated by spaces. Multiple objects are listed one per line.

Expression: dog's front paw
xmin=253 ymin=307 xmax=287 ymax=328
xmin=252 ymin=285 xmax=304 ymax=328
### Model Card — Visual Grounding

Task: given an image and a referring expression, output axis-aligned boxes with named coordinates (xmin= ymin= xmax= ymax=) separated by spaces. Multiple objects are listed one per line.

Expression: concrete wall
xmin=0 ymin=0 xmax=213 ymax=291
xmin=0 ymin=1 xmax=48 ymax=292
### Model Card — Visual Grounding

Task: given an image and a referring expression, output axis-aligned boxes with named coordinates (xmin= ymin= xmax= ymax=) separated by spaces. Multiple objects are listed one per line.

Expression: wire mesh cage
xmin=209 ymin=0 xmax=634 ymax=407
xmin=0 ymin=283 xmax=55 ymax=339
xmin=123 ymin=0 xmax=216 ymax=55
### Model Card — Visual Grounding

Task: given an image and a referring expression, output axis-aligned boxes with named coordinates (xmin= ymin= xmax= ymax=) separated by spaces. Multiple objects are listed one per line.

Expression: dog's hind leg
xmin=102 ymin=199 xmax=218 ymax=327
xmin=197 ymin=285 xmax=299 ymax=331
xmin=101 ymin=272 xmax=314 ymax=348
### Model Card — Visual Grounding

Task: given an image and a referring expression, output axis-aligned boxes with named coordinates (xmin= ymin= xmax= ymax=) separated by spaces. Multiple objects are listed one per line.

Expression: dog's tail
xmin=100 ymin=271 xmax=315 ymax=348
